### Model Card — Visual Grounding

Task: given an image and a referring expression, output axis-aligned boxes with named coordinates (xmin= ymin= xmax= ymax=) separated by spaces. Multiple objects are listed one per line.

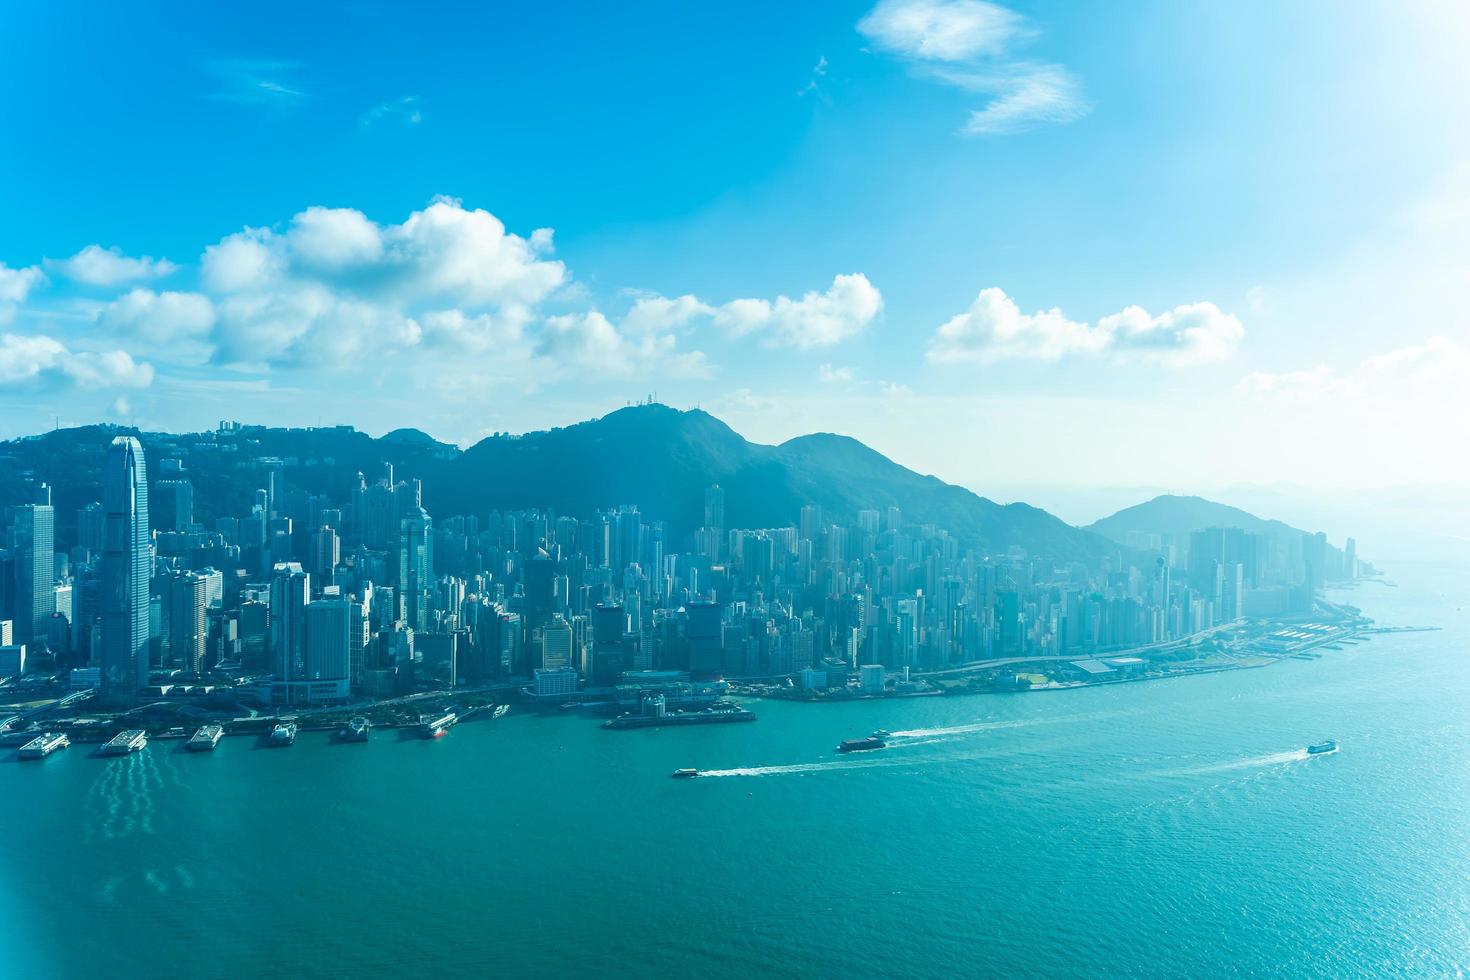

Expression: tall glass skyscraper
xmin=101 ymin=436 xmax=150 ymax=703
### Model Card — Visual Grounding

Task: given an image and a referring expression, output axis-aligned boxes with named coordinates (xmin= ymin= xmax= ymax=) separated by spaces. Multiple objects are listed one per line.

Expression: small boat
xmin=1307 ymin=739 xmax=1337 ymax=755
xmin=837 ymin=733 xmax=887 ymax=753
xmin=341 ymin=717 xmax=371 ymax=742
xmin=872 ymin=729 xmax=893 ymax=739
xmin=269 ymin=723 xmax=298 ymax=747
xmin=186 ymin=725 xmax=223 ymax=752
xmin=420 ymin=712 xmax=457 ymax=739
xmin=559 ymin=701 xmax=581 ymax=710
xmin=671 ymin=768 xmax=699 ymax=779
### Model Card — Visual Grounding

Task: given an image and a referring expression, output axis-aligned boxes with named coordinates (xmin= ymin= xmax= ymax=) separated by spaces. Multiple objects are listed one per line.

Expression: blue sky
xmin=2 ymin=0 xmax=1468 ymax=506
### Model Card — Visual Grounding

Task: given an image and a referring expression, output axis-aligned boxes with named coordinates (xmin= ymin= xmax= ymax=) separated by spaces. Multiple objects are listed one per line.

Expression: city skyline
xmin=3 ymin=1 xmax=1469 ymax=497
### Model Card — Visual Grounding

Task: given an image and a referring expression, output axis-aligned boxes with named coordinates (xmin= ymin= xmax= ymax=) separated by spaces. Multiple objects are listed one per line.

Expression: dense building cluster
xmin=0 ymin=424 xmax=1356 ymax=706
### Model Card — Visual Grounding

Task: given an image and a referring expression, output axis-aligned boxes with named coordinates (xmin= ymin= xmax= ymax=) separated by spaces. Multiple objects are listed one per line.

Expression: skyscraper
xmin=541 ymin=613 xmax=573 ymax=670
xmin=11 ymin=483 xmax=55 ymax=646
xmin=166 ymin=570 xmax=209 ymax=674
xmin=397 ymin=506 xmax=433 ymax=630
xmin=308 ymin=525 xmax=340 ymax=586
xmin=154 ymin=478 xmax=194 ymax=532
xmin=305 ymin=597 xmax=352 ymax=694
xmin=269 ymin=562 xmax=310 ymax=681
xmin=703 ymin=483 xmax=725 ymax=530
xmin=100 ymin=437 xmax=150 ymax=702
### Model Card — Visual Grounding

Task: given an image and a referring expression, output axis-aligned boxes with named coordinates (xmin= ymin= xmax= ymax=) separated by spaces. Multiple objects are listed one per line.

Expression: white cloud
xmin=362 ymin=96 xmax=423 ymax=127
xmin=203 ymin=59 xmax=306 ymax=105
xmin=715 ymin=273 xmax=883 ymax=348
xmin=858 ymin=0 xmax=1087 ymax=136
xmin=819 ymin=363 xmax=855 ymax=383
xmin=98 ymin=288 xmax=215 ymax=343
xmin=0 ymin=333 xmax=152 ymax=389
xmin=199 ymin=198 xmax=566 ymax=366
xmin=418 ymin=307 xmax=532 ymax=355
xmin=201 ymin=229 xmax=282 ymax=294
xmin=286 ymin=207 xmax=384 ymax=268
xmin=0 ymin=262 xmax=45 ymax=324
xmin=953 ymin=64 xmax=1087 ymax=135
xmin=859 ymin=0 xmax=1024 ymax=61
xmin=47 ymin=245 xmax=177 ymax=287
xmin=1240 ymin=337 xmax=1470 ymax=399
xmin=15 ymin=198 xmax=879 ymax=396
xmin=539 ymin=310 xmax=711 ymax=380
xmin=927 ymin=287 xmax=1243 ymax=365
xmin=621 ymin=294 xmax=713 ymax=335
xmin=1235 ymin=365 xmax=1338 ymax=396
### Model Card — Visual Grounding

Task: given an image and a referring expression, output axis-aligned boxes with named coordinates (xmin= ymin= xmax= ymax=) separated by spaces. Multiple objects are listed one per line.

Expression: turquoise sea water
xmin=3 ymin=561 xmax=1468 ymax=979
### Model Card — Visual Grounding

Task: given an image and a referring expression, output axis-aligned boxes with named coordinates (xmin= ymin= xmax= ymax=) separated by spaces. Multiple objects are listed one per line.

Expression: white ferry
xmin=19 ymin=732 xmax=69 ymax=760
xmin=102 ymin=730 xmax=148 ymax=756
xmin=186 ymin=725 xmax=224 ymax=752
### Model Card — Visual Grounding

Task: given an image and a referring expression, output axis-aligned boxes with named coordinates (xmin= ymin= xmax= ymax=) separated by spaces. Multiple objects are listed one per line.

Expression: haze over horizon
xmin=4 ymin=0 xmax=1470 ymax=498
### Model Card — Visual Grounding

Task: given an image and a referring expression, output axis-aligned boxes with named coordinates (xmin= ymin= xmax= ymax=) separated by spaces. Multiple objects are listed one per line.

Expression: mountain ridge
xmin=0 ymin=406 xmax=1334 ymax=564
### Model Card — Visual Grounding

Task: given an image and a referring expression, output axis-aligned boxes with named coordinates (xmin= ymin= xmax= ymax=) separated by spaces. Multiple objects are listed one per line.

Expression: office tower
xmin=359 ymin=467 xmax=399 ymax=549
xmin=305 ymin=598 xmax=352 ymax=691
xmin=269 ymin=562 xmax=310 ymax=681
xmin=11 ymin=483 xmax=55 ymax=646
xmin=309 ymin=525 xmax=340 ymax=585
xmin=685 ymin=600 xmax=723 ymax=678
xmin=166 ymin=570 xmax=209 ymax=674
xmin=702 ymin=485 xmax=726 ymax=560
xmin=76 ymin=502 xmax=105 ymax=555
xmin=100 ymin=437 xmax=151 ymax=703
xmin=348 ymin=590 xmax=370 ymax=690
xmin=1222 ymin=562 xmax=1245 ymax=622
xmin=996 ymin=590 xmax=1020 ymax=656
xmin=397 ymin=506 xmax=433 ymax=629
xmin=525 ymin=550 xmax=555 ymax=628
xmin=154 ymin=479 xmax=194 ymax=532
xmin=541 ymin=613 xmax=573 ymax=670
xmin=590 ymin=602 xmax=627 ymax=682
xmin=239 ymin=599 xmax=269 ymax=671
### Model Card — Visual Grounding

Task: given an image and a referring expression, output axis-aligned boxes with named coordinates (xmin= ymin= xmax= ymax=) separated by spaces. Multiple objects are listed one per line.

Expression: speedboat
xmin=671 ymin=768 xmax=699 ymax=779
xmin=1307 ymin=739 xmax=1337 ymax=755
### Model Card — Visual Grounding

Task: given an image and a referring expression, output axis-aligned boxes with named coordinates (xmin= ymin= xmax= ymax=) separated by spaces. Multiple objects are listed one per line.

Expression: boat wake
xmin=699 ymin=757 xmax=913 ymax=778
xmin=1164 ymin=747 xmax=1325 ymax=777
xmin=85 ymin=750 xmax=165 ymax=842
xmin=887 ymin=710 xmax=1114 ymax=742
